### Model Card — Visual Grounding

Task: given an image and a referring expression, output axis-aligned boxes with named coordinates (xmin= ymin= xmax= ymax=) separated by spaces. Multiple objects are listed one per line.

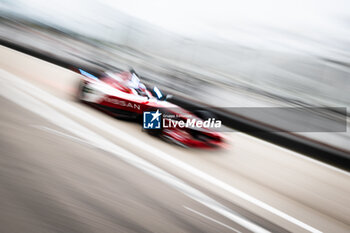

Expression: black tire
xmin=76 ymin=80 xmax=86 ymax=101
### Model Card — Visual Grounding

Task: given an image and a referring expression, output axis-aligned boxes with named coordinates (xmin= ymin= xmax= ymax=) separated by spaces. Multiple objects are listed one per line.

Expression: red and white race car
xmin=76 ymin=68 xmax=225 ymax=148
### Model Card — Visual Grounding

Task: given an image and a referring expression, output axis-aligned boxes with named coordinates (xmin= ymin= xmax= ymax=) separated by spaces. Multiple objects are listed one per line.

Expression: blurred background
xmin=1 ymin=1 xmax=350 ymax=233
xmin=0 ymin=0 xmax=349 ymax=148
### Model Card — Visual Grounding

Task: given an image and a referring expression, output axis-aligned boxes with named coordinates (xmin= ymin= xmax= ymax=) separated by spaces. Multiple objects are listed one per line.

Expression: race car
xmin=76 ymin=68 xmax=225 ymax=148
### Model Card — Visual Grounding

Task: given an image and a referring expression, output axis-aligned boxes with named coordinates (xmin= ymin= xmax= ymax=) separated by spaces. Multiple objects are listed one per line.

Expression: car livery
xmin=76 ymin=69 xmax=226 ymax=148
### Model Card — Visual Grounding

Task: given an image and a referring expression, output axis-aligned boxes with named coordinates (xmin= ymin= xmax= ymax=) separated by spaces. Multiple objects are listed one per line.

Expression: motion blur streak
xmin=184 ymin=206 xmax=241 ymax=233
xmin=236 ymin=132 xmax=350 ymax=176
xmin=0 ymin=68 xmax=322 ymax=233
xmin=0 ymin=72 xmax=270 ymax=233
xmin=1 ymin=45 xmax=350 ymax=232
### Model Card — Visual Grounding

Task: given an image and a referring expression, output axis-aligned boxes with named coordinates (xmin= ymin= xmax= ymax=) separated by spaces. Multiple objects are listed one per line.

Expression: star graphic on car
xmin=151 ymin=110 xmax=161 ymax=122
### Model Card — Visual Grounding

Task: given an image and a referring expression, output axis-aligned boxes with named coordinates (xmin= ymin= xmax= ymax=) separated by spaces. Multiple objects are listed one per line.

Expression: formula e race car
xmin=76 ymin=68 xmax=225 ymax=148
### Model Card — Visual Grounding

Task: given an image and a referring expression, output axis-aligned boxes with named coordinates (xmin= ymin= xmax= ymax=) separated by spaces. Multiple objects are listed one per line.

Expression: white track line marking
xmin=184 ymin=206 xmax=241 ymax=233
xmin=0 ymin=69 xmax=322 ymax=233
xmin=0 ymin=78 xmax=270 ymax=233
xmin=31 ymin=125 xmax=93 ymax=147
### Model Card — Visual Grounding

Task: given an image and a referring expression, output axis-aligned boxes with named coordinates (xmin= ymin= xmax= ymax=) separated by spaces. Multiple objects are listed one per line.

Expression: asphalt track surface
xmin=0 ymin=45 xmax=349 ymax=233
